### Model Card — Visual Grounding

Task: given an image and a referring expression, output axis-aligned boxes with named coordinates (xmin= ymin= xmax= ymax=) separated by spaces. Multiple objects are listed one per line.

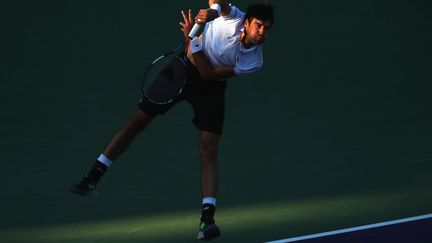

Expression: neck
xmin=240 ymin=32 xmax=255 ymax=49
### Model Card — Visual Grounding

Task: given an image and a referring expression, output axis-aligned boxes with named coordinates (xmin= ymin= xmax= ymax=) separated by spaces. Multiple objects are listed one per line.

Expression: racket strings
xmin=144 ymin=56 xmax=186 ymax=104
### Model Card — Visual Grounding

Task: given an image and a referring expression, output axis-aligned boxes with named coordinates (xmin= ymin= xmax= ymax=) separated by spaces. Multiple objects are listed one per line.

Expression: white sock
xmin=202 ymin=197 xmax=217 ymax=206
xmin=97 ymin=154 xmax=113 ymax=167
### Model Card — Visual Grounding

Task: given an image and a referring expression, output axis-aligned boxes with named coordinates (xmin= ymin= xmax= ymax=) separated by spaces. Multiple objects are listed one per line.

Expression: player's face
xmin=244 ymin=18 xmax=272 ymax=45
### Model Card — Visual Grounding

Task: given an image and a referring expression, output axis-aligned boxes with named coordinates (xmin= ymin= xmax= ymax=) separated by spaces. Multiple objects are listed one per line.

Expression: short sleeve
xmin=234 ymin=62 xmax=262 ymax=75
xmin=233 ymin=45 xmax=263 ymax=75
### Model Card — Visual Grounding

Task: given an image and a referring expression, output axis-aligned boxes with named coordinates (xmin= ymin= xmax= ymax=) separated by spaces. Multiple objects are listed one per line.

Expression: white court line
xmin=265 ymin=213 xmax=432 ymax=243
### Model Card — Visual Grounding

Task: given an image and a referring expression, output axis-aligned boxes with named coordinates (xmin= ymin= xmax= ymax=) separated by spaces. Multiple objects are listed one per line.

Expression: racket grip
xmin=188 ymin=23 xmax=204 ymax=39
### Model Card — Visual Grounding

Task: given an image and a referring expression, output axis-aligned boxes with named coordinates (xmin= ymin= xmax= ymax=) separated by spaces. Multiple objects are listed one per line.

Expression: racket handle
xmin=188 ymin=23 xmax=204 ymax=39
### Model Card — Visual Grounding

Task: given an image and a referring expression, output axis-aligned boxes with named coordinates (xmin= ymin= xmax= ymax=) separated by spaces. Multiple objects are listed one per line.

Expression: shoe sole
xmin=69 ymin=186 xmax=98 ymax=197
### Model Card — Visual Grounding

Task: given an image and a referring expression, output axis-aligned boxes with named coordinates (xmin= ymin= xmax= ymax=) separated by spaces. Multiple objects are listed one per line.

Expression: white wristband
xmin=210 ymin=3 xmax=221 ymax=15
xmin=190 ymin=37 xmax=202 ymax=53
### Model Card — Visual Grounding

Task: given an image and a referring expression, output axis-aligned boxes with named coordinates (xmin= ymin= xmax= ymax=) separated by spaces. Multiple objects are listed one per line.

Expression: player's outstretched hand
xmin=180 ymin=9 xmax=194 ymax=39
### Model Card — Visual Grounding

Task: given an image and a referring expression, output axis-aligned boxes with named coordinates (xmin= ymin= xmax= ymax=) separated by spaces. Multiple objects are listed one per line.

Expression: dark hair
xmin=244 ymin=3 xmax=275 ymax=26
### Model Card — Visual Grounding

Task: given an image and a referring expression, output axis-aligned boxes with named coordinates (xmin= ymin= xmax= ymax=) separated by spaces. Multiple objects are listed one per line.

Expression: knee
xmin=125 ymin=110 xmax=154 ymax=134
xmin=200 ymin=139 xmax=219 ymax=162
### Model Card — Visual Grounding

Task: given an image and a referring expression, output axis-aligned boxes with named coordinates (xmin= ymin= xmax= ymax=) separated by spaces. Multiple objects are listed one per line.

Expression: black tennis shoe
xmin=197 ymin=219 xmax=221 ymax=241
xmin=69 ymin=174 xmax=98 ymax=197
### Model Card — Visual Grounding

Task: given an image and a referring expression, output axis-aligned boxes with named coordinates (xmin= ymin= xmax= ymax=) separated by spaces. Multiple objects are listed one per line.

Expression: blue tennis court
xmin=267 ymin=214 xmax=432 ymax=243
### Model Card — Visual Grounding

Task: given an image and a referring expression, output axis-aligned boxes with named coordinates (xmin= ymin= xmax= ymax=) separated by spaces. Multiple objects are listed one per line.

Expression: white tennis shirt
xmin=202 ymin=5 xmax=263 ymax=75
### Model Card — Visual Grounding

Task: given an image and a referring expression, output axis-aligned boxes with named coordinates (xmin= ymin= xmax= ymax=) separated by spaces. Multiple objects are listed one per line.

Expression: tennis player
xmin=70 ymin=1 xmax=274 ymax=240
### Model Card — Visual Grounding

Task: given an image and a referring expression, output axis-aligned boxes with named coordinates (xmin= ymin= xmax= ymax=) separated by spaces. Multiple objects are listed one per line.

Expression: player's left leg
xmin=197 ymin=131 xmax=221 ymax=240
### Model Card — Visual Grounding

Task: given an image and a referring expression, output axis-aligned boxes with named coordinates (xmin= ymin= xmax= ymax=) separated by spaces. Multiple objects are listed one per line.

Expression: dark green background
xmin=1 ymin=0 xmax=431 ymax=242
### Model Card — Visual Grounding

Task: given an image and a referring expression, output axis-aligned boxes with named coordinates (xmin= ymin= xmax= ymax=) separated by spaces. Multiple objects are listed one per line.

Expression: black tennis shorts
xmin=138 ymin=58 xmax=227 ymax=135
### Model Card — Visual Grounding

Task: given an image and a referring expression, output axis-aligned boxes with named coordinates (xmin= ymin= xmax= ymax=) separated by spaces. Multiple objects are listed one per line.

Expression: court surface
xmin=267 ymin=214 xmax=432 ymax=243
xmin=1 ymin=0 xmax=431 ymax=242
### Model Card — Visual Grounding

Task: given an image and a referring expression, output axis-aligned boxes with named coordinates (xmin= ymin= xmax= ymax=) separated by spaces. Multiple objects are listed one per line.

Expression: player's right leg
xmin=70 ymin=109 xmax=154 ymax=197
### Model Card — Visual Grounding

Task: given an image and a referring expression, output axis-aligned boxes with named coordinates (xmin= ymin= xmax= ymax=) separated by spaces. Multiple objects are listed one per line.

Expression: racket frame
xmin=141 ymin=42 xmax=187 ymax=105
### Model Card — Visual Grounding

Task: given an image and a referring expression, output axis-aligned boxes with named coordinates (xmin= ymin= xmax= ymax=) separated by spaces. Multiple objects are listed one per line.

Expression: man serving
xmin=70 ymin=1 xmax=274 ymax=240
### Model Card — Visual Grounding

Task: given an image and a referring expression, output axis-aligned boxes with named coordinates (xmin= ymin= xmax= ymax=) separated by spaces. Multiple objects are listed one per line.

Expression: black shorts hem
xmin=137 ymin=96 xmax=177 ymax=116
xmin=192 ymin=119 xmax=223 ymax=135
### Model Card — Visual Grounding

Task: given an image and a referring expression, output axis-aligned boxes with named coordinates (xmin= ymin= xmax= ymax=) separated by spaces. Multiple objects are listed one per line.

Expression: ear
xmin=244 ymin=18 xmax=250 ymax=28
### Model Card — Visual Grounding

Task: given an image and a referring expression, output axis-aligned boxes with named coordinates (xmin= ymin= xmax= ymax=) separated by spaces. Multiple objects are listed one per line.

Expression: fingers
xmin=181 ymin=9 xmax=194 ymax=23
xmin=195 ymin=16 xmax=204 ymax=24
xmin=182 ymin=9 xmax=211 ymax=25
xmin=179 ymin=11 xmax=185 ymax=29
xmin=199 ymin=9 xmax=208 ymax=15
xmin=179 ymin=9 xmax=194 ymax=37
xmin=194 ymin=16 xmax=201 ymax=24
xmin=188 ymin=9 xmax=193 ymax=23
xmin=181 ymin=10 xmax=188 ymax=23
xmin=195 ymin=9 xmax=209 ymax=24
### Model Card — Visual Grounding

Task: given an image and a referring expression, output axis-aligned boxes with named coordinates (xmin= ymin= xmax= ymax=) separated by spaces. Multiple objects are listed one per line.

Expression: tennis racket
xmin=141 ymin=7 xmax=208 ymax=105
xmin=140 ymin=42 xmax=188 ymax=105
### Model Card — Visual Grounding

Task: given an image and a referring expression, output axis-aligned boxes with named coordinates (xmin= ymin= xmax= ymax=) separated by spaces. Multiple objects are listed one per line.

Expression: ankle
xmin=201 ymin=203 xmax=216 ymax=223
xmin=87 ymin=161 xmax=108 ymax=181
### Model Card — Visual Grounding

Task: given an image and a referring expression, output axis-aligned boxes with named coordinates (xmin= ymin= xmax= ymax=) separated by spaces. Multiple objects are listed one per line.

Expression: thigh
xmin=188 ymin=90 xmax=225 ymax=135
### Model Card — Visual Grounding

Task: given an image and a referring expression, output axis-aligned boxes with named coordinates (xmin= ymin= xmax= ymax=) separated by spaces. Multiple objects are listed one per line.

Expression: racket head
xmin=141 ymin=53 xmax=187 ymax=105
